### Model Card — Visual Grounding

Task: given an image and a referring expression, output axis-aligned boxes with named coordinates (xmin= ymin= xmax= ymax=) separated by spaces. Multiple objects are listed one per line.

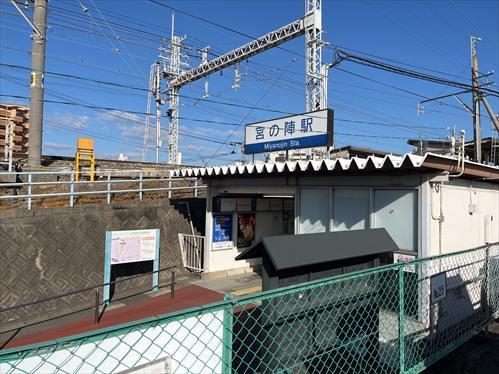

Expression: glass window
xmin=270 ymin=198 xmax=283 ymax=211
xmin=256 ymin=198 xmax=270 ymax=211
xmin=236 ymin=198 xmax=252 ymax=212
xmin=374 ymin=189 xmax=418 ymax=251
xmin=220 ymin=198 xmax=236 ymax=212
xmin=333 ymin=189 xmax=370 ymax=231
xmin=283 ymin=198 xmax=294 ymax=211
xmin=298 ymin=188 xmax=329 ymax=234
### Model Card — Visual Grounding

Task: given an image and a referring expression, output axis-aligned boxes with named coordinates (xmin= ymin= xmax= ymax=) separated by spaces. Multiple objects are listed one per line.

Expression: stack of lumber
xmin=0 ymin=103 xmax=30 ymax=158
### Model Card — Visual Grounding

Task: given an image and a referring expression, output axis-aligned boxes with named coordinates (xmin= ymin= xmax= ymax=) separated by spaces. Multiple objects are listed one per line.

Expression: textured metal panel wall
xmin=0 ymin=199 xmax=204 ymax=330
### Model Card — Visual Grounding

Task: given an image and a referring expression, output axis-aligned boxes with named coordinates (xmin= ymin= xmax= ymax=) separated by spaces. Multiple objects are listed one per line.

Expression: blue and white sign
xmin=212 ymin=213 xmax=233 ymax=251
xmin=244 ymin=109 xmax=333 ymax=154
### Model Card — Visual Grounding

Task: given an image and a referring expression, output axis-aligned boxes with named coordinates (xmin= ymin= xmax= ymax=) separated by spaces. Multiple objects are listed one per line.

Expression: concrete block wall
xmin=0 ymin=199 xmax=205 ymax=332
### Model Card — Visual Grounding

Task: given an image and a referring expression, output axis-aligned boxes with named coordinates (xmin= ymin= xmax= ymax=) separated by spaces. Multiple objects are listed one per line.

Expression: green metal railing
xmin=1 ymin=242 xmax=498 ymax=373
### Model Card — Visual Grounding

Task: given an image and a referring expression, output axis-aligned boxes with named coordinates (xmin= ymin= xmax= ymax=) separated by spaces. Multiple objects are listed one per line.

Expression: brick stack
xmin=0 ymin=103 xmax=30 ymax=159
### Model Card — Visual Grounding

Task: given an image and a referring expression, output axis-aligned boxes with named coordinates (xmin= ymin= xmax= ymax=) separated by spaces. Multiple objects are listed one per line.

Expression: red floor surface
xmin=3 ymin=285 xmax=223 ymax=350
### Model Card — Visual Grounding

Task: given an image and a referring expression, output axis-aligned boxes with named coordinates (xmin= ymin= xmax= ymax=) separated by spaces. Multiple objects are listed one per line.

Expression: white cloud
xmin=44 ymin=142 xmax=73 ymax=151
xmin=96 ymin=150 xmax=143 ymax=161
xmin=186 ymin=144 xmax=202 ymax=152
xmin=185 ymin=144 xmax=218 ymax=154
xmin=100 ymin=110 xmax=146 ymax=139
xmin=100 ymin=110 xmax=143 ymax=124
xmin=180 ymin=125 xmax=243 ymax=140
xmin=50 ymin=112 xmax=90 ymax=129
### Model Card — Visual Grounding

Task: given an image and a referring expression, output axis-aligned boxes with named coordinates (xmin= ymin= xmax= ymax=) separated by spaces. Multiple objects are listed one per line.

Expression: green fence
xmin=1 ymin=243 xmax=498 ymax=373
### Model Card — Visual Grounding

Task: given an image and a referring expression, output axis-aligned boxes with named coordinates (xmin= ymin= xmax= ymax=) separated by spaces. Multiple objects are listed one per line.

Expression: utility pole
xmin=27 ymin=0 xmax=47 ymax=166
xmin=11 ymin=0 xmax=47 ymax=166
xmin=418 ymin=36 xmax=498 ymax=164
xmin=471 ymin=36 xmax=482 ymax=163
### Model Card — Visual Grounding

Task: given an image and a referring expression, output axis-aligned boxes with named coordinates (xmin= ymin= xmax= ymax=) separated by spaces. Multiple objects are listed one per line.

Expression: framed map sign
xmin=104 ymin=229 xmax=160 ymax=303
xmin=110 ymin=229 xmax=158 ymax=265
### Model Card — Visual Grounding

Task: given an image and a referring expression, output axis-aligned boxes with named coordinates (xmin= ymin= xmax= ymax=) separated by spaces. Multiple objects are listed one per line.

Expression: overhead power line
xmin=0 ymin=48 xmax=475 ymax=124
xmin=333 ymin=66 xmax=493 ymax=120
xmin=327 ymin=44 xmax=463 ymax=79
xmin=336 ymin=50 xmax=499 ymax=97
xmin=1 ymin=93 xmax=428 ymax=143
xmin=0 ymin=84 xmax=448 ymax=137
xmin=0 ymin=61 xmax=467 ymax=127
xmin=147 ymin=0 xmax=307 ymax=60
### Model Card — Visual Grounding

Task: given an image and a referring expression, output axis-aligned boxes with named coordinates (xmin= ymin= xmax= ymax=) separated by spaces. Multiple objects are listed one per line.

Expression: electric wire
xmin=1 ymin=92 xmax=428 ymax=144
xmin=3 ymin=1 xmax=489 ymax=157
xmin=336 ymin=50 xmax=499 ymax=96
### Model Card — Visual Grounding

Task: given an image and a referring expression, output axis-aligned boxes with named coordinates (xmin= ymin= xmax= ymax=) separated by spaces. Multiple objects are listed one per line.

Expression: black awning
xmin=235 ymin=228 xmax=399 ymax=271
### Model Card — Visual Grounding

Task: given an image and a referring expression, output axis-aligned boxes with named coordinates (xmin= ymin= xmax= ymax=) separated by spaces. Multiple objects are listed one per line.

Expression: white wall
xmin=203 ymin=174 xmax=497 ymax=273
xmin=428 ymin=179 xmax=499 ymax=256
xmin=0 ymin=311 xmax=224 ymax=373
xmin=204 ymin=175 xmax=423 ymax=273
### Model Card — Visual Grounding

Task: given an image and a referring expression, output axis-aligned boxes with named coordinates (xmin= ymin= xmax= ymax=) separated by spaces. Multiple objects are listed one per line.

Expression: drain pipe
xmin=449 ymin=130 xmax=466 ymax=178
xmin=430 ymin=129 xmax=465 ymax=257
xmin=430 ymin=181 xmax=445 ymax=256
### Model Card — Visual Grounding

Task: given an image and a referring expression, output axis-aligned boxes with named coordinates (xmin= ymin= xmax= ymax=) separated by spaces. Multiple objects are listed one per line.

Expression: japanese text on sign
xmin=110 ymin=229 xmax=159 ymax=265
xmin=244 ymin=109 xmax=333 ymax=154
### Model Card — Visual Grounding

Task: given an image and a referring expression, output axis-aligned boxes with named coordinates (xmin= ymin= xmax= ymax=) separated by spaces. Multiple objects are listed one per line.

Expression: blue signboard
xmin=212 ymin=213 xmax=233 ymax=250
xmin=244 ymin=109 xmax=333 ymax=154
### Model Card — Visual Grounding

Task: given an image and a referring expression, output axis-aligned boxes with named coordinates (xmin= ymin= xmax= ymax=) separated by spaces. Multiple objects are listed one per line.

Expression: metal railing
xmin=179 ymin=233 xmax=204 ymax=272
xmin=0 ymin=170 xmax=204 ymax=209
xmin=0 ymin=266 xmax=177 ymax=328
xmin=1 ymin=243 xmax=498 ymax=373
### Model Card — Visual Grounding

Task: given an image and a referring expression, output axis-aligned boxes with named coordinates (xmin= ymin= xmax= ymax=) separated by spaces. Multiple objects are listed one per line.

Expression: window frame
xmin=297 ymin=186 xmax=422 ymax=254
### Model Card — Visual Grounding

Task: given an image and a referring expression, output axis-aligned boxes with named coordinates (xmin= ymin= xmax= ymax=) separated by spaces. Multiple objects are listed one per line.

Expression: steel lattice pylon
xmin=305 ymin=0 xmax=325 ymax=112
xmin=149 ymin=0 xmax=326 ymax=164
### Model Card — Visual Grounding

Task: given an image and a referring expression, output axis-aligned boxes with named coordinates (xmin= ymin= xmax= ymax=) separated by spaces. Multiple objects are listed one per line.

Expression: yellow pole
xmin=75 ymin=152 xmax=79 ymax=182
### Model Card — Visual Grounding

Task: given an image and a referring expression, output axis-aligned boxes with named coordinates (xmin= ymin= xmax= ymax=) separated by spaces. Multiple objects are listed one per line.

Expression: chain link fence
xmin=1 ymin=243 xmax=498 ymax=373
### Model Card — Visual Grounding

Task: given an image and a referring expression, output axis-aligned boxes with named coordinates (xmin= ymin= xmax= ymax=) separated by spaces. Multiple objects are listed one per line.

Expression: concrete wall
xmin=428 ymin=179 xmax=499 ymax=255
xmin=0 ymin=199 xmax=205 ymax=331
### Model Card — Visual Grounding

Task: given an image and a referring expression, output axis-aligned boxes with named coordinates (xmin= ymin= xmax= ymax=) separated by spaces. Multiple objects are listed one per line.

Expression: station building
xmin=173 ymin=152 xmax=499 ymax=276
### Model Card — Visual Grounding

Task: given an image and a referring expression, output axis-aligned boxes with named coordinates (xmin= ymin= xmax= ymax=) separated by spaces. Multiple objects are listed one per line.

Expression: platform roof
xmin=172 ymin=153 xmax=499 ymax=182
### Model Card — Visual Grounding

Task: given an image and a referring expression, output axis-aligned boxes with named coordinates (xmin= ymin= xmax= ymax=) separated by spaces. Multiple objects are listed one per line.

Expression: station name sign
xmin=244 ymin=109 xmax=333 ymax=154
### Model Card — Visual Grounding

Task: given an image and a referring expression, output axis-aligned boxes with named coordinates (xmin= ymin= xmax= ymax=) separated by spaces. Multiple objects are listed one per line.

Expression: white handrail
xmin=0 ymin=171 xmax=204 ymax=209
xmin=178 ymin=233 xmax=204 ymax=273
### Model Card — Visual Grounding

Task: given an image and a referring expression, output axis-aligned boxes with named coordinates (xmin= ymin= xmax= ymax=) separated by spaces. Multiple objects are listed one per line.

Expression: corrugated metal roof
xmin=172 ymin=153 xmax=424 ymax=177
xmin=171 ymin=153 xmax=499 ymax=179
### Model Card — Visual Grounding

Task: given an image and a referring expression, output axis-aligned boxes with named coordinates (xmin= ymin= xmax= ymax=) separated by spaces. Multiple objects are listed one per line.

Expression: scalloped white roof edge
xmin=170 ymin=153 xmax=497 ymax=178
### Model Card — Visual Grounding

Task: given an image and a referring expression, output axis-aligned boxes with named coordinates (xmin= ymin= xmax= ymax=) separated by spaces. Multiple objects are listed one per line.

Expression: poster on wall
xmin=212 ymin=213 xmax=233 ymax=250
xmin=237 ymin=213 xmax=256 ymax=248
xmin=110 ymin=229 xmax=158 ymax=265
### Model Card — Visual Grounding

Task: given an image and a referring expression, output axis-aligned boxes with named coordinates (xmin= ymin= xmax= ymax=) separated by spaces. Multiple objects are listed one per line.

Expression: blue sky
xmin=0 ymin=0 xmax=498 ymax=165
